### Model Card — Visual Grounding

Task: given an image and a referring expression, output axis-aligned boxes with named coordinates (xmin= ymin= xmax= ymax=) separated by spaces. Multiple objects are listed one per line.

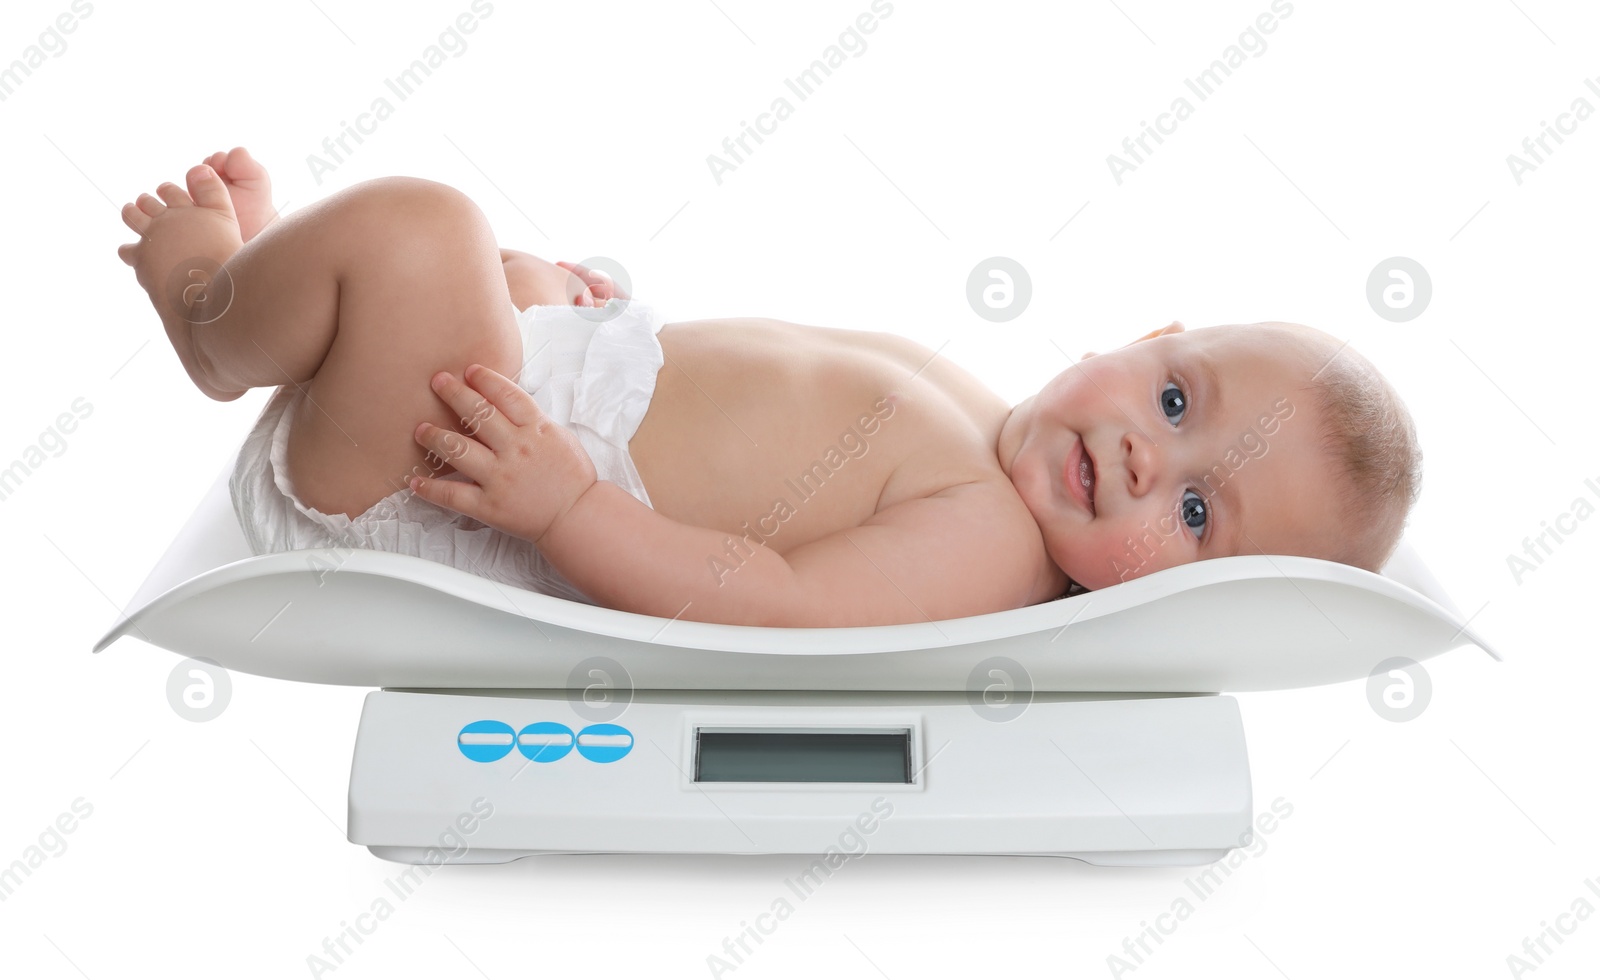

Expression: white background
xmin=2 ymin=0 xmax=1596 ymax=977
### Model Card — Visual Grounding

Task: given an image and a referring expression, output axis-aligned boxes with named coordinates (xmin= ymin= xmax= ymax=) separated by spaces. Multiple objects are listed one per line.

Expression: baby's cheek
xmin=1059 ymin=528 xmax=1130 ymax=590
xmin=1070 ymin=523 xmax=1187 ymax=590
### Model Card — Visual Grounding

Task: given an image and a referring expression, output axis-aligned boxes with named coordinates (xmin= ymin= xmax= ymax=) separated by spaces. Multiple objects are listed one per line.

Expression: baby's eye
xmin=1180 ymin=489 xmax=1208 ymax=540
xmin=1160 ymin=381 xmax=1187 ymax=425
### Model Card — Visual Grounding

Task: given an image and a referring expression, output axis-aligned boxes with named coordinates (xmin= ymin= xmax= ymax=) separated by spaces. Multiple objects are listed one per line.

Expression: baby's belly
xmin=627 ymin=317 xmax=1006 ymax=555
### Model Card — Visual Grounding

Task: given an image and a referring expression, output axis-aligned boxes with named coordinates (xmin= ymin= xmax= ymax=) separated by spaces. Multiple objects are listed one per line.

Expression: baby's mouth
xmin=1077 ymin=440 xmax=1097 ymax=515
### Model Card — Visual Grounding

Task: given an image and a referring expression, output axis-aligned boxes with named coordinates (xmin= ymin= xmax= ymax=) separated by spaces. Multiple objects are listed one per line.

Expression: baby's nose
xmin=1122 ymin=430 xmax=1166 ymax=494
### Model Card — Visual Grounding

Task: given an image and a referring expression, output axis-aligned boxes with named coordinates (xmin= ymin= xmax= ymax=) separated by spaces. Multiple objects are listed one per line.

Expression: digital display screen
xmin=694 ymin=728 xmax=912 ymax=783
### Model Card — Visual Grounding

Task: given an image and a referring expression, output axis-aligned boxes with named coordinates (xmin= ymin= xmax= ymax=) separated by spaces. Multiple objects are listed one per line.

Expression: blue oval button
xmin=576 ymin=723 xmax=634 ymax=763
xmin=457 ymin=720 xmax=515 ymax=763
xmin=517 ymin=722 xmax=576 ymax=762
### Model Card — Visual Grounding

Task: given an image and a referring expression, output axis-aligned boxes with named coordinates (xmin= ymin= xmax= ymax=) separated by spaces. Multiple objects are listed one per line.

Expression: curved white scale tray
xmin=92 ymin=456 xmax=1500 ymax=693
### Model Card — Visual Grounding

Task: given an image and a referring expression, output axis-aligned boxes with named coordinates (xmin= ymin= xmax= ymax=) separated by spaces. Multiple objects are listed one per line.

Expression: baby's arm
xmin=413 ymin=363 xmax=1041 ymax=626
xmin=537 ymin=479 xmax=1044 ymax=626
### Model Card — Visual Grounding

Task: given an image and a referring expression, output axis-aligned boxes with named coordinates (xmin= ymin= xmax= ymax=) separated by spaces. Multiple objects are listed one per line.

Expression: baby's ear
xmin=1126 ymin=320 xmax=1186 ymax=346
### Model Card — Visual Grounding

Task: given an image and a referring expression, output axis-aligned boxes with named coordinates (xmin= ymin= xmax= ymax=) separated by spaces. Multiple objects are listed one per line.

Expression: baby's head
xmin=998 ymin=320 xmax=1422 ymax=593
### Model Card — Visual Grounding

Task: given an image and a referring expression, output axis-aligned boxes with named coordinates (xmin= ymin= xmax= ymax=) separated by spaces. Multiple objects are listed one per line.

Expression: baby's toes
xmin=135 ymin=192 xmax=165 ymax=218
xmin=185 ymin=163 xmax=236 ymax=216
xmin=223 ymin=146 xmax=267 ymax=182
xmin=155 ymin=181 xmax=193 ymax=207
xmin=121 ymin=200 xmax=153 ymax=234
xmin=116 ymin=241 xmax=139 ymax=267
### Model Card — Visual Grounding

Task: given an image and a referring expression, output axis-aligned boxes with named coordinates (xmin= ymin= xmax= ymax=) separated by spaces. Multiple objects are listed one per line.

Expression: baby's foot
xmin=117 ymin=164 xmax=248 ymax=401
xmin=203 ymin=147 xmax=277 ymax=242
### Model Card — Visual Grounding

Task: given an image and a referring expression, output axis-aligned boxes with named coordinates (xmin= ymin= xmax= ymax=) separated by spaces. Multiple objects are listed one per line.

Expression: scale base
xmin=349 ymin=690 xmax=1255 ymax=868
xmin=366 ymin=845 xmax=1233 ymax=868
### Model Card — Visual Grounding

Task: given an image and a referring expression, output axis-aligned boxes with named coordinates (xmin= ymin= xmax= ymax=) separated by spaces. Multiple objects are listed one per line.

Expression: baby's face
xmin=999 ymin=322 xmax=1350 ymax=590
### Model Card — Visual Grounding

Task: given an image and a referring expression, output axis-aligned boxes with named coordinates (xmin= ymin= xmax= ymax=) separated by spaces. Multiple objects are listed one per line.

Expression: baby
xmin=117 ymin=149 xmax=1422 ymax=628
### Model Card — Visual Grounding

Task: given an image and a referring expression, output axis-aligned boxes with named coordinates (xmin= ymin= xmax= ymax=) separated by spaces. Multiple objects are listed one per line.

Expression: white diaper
xmin=227 ymin=299 xmax=666 ymax=604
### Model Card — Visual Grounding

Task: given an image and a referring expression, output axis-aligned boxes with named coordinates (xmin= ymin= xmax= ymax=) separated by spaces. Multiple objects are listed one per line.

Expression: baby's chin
xmin=1057 ymin=553 xmax=1136 ymax=592
xmin=1062 ymin=567 xmax=1109 ymax=592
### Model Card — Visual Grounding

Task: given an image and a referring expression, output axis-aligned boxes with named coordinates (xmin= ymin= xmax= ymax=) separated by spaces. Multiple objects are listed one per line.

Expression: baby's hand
xmin=409 ymin=364 xmax=598 ymax=546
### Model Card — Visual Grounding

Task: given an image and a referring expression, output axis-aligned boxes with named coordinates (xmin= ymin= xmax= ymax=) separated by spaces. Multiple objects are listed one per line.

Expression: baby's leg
xmin=501 ymin=249 xmax=590 ymax=311
xmin=162 ymin=175 xmax=521 ymax=519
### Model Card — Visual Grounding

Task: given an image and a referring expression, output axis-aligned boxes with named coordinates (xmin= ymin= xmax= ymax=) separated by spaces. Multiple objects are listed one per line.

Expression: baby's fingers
xmin=408 ymin=471 xmax=485 ymax=518
xmin=461 ymin=364 xmax=540 ymax=427
xmin=428 ymin=365 xmax=533 ymax=451
xmin=414 ymin=421 xmax=494 ymax=481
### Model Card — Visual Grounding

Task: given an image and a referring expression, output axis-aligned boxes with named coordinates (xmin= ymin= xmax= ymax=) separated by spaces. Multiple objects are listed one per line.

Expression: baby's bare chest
xmin=627 ymin=317 xmax=1013 ymax=555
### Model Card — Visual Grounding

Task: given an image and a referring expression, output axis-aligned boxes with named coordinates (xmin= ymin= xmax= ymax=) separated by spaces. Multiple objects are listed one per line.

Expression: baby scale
xmin=93 ymin=453 xmax=1499 ymax=867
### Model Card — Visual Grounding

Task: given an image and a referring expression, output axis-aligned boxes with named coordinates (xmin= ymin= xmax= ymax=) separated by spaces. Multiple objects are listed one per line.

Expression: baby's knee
xmin=335 ymin=176 xmax=490 ymax=244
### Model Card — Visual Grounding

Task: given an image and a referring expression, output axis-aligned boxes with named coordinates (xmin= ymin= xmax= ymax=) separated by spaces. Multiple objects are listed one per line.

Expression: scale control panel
xmin=457 ymin=720 xmax=634 ymax=764
xmin=457 ymin=716 xmax=915 ymax=784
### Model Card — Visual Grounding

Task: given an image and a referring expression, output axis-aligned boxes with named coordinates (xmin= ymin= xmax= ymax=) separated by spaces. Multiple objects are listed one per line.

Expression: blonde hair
xmin=1285 ymin=327 xmax=1423 ymax=574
